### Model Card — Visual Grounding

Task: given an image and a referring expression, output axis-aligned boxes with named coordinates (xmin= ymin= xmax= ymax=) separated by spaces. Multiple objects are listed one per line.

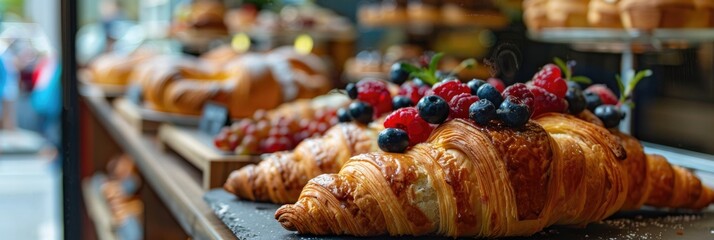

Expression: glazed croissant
xmin=223 ymin=122 xmax=381 ymax=203
xmin=131 ymin=47 xmax=331 ymax=118
xmin=276 ymin=114 xmax=714 ymax=237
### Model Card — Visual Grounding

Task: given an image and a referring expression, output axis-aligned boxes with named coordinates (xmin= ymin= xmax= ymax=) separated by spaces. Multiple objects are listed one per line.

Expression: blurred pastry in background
xmin=172 ymin=1 xmax=228 ymax=50
xmin=133 ymin=47 xmax=331 ymax=118
xmin=588 ymin=0 xmax=623 ymax=28
xmin=87 ymin=49 xmax=156 ymax=86
xmin=523 ymin=0 xmax=552 ymax=30
xmin=408 ymin=0 xmax=441 ymax=25
xmin=620 ymin=0 xmax=698 ymax=30
xmin=358 ymin=0 xmax=382 ymax=27
xmin=547 ymin=0 xmax=589 ymax=27
xmin=380 ymin=0 xmax=409 ymax=25
xmin=441 ymin=0 xmax=509 ymax=27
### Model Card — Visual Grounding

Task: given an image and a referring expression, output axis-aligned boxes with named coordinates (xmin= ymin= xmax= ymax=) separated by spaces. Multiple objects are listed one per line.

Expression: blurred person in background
xmin=0 ymin=39 xmax=19 ymax=131
xmin=30 ymin=52 xmax=60 ymax=146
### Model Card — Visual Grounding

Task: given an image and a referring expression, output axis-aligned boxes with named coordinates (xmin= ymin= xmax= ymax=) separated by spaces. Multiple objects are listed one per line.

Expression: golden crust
xmin=224 ymin=123 xmax=379 ymax=203
xmin=275 ymin=114 xmax=714 ymax=237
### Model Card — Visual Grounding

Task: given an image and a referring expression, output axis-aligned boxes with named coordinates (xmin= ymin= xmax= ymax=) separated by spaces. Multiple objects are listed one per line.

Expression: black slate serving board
xmin=205 ymin=189 xmax=714 ymax=239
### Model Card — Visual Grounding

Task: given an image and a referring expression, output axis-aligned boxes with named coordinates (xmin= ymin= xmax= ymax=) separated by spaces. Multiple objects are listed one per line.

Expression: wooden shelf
xmin=80 ymin=86 xmax=235 ymax=240
xmin=113 ymin=98 xmax=200 ymax=134
xmin=158 ymin=124 xmax=260 ymax=189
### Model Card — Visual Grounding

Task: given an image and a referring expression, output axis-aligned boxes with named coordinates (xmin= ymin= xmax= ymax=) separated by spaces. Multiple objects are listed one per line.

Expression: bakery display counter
xmin=79 ymin=73 xmax=714 ymax=240
xmin=205 ymin=189 xmax=714 ymax=240
xmin=80 ymin=85 xmax=235 ymax=240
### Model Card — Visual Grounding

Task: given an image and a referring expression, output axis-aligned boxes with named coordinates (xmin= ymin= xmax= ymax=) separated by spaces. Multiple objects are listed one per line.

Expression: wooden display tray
xmin=205 ymin=189 xmax=714 ymax=239
xmin=113 ymin=98 xmax=200 ymax=133
xmin=158 ymin=124 xmax=261 ymax=190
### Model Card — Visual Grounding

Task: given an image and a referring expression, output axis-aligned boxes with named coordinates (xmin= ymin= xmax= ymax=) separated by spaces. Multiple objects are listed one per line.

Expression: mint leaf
xmin=428 ymin=53 xmax=444 ymax=75
xmin=627 ymin=69 xmax=652 ymax=95
xmin=615 ymin=74 xmax=625 ymax=102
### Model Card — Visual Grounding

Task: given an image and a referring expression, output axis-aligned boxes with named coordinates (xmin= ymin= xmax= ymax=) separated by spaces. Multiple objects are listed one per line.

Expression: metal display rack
xmin=529 ymin=28 xmax=714 ymax=134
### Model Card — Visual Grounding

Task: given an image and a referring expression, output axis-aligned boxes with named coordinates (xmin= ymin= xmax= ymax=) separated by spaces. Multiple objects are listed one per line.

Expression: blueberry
xmin=497 ymin=97 xmax=531 ymax=128
xmin=416 ymin=95 xmax=450 ymax=124
xmin=346 ymin=83 xmax=358 ymax=99
xmin=477 ymin=84 xmax=504 ymax=107
xmin=594 ymin=105 xmax=622 ymax=129
xmin=469 ymin=99 xmax=496 ymax=125
xmin=337 ymin=108 xmax=352 ymax=122
xmin=349 ymin=101 xmax=373 ymax=124
xmin=389 ymin=62 xmax=410 ymax=85
xmin=392 ymin=96 xmax=414 ymax=110
xmin=378 ymin=128 xmax=410 ymax=153
xmin=567 ymin=81 xmax=582 ymax=91
xmin=565 ymin=87 xmax=587 ymax=114
xmin=584 ymin=91 xmax=602 ymax=111
xmin=467 ymin=79 xmax=487 ymax=95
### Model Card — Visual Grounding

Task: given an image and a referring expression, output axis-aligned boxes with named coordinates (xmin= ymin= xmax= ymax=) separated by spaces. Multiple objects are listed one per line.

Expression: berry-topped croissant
xmin=272 ymin=60 xmax=713 ymax=237
xmin=275 ymin=115 xmax=714 ymax=237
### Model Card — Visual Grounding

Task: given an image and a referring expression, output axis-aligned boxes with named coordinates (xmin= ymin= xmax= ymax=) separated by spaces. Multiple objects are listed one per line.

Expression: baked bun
xmin=620 ymin=0 xmax=699 ymax=29
xmin=547 ymin=0 xmax=590 ymax=27
xmin=524 ymin=0 xmax=552 ymax=30
xmin=589 ymin=0 xmax=623 ymax=28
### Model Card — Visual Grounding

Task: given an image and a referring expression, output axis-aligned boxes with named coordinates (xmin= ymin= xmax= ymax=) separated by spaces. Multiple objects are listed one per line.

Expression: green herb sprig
xmin=401 ymin=53 xmax=476 ymax=86
xmin=553 ymin=57 xmax=592 ymax=84
xmin=615 ymin=69 xmax=652 ymax=108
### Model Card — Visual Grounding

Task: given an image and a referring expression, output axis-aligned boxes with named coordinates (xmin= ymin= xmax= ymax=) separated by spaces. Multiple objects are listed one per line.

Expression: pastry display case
xmin=64 ymin=0 xmax=714 ymax=239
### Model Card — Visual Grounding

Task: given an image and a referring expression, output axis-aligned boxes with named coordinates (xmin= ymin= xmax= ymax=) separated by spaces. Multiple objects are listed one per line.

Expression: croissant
xmin=131 ymin=47 xmax=331 ymax=118
xmin=275 ymin=114 xmax=714 ymax=237
xmin=223 ymin=122 xmax=381 ymax=203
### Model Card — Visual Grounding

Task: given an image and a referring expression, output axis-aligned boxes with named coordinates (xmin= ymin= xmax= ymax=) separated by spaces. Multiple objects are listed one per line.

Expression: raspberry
xmin=541 ymin=63 xmax=561 ymax=75
xmin=399 ymin=81 xmax=431 ymax=104
xmin=529 ymin=86 xmax=568 ymax=117
xmin=585 ymin=84 xmax=619 ymax=105
xmin=449 ymin=93 xmax=479 ymax=119
xmin=356 ymin=79 xmax=392 ymax=117
xmin=532 ymin=64 xmax=567 ymax=98
xmin=503 ymin=83 xmax=535 ymax=111
xmin=384 ymin=107 xmax=434 ymax=145
xmin=487 ymin=78 xmax=505 ymax=93
xmin=432 ymin=79 xmax=470 ymax=102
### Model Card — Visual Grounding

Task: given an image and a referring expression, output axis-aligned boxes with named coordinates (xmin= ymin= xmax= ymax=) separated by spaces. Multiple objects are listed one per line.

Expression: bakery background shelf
xmin=80 ymin=86 xmax=235 ymax=239
xmin=528 ymin=28 xmax=714 ymax=53
xmin=113 ymin=98 xmax=200 ymax=134
xmin=158 ymin=124 xmax=261 ymax=190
